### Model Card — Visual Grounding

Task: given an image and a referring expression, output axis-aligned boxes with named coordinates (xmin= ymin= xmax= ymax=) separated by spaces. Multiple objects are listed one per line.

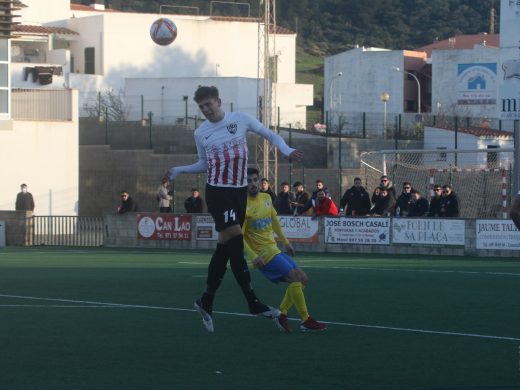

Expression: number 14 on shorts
xmin=224 ymin=209 xmax=236 ymax=223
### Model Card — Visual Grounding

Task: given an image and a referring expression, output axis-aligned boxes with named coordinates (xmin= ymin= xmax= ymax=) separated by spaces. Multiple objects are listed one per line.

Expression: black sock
xmin=205 ymin=243 xmax=229 ymax=295
xmin=227 ymin=234 xmax=258 ymax=305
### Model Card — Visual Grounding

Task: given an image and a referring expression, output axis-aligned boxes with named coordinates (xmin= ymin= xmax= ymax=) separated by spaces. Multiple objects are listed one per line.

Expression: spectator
xmin=260 ymin=178 xmax=278 ymax=209
xmin=15 ymin=183 xmax=35 ymax=213
xmin=299 ymin=179 xmax=332 ymax=215
xmin=292 ymin=181 xmax=311 ymax=215
xmin=184 ymin=188 xmax=204 ymax=213
xmin=312 ymin=179 xmax=331 ymax=199
xmin=428 ymin=185 xmax=443 ymax=217
xmin=118 ymin=190 xmax=139 ymax=214
xmin=369 ymin=187 xmax=396 ymax=217
xmin=395 ymin=182 xmax=414 ymax=216
xmin=157 ymin=178 xmax=173 ymax=212
xmin=510 ymin=191 xmax=520 ymax=230
xmin=440 ymin=184 xmax=460 ymax=217
xmin=408 ymin=190 xmax=429 ymax=217
xmin=313 ymin=189 xmax=339 ymax=217
xmin=373 ymin=175 xmax=396 ymax=201
xmin=277 ymin=181 xmax=295 ymax=215
xmin=340 ymin=177 xmax=371 ymax=216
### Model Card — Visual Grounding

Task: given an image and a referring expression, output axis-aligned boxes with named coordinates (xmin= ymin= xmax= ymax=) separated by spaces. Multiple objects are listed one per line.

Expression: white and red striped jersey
xmin=169 ymin=111 xmax=294 ymax=187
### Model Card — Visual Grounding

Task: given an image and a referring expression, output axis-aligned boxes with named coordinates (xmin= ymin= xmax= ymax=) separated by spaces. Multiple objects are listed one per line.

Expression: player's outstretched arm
xmin=165 ymin=159 xmax=208 ymax=181
xmin=245 ymin=112 xmax=303 ymax=162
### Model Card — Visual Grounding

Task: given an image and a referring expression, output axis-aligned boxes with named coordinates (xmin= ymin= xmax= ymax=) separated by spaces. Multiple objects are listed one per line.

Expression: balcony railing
xmin=12 ymin=88 xmax=73 ymax=121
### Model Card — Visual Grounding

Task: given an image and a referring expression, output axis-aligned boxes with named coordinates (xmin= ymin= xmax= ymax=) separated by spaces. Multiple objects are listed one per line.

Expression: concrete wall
xmin=0 ymin=90 xmax=79 ymax=215
xmin=0 ymin=211 xmax=33 ymax=246
xmin=78 ymin=128 xmax=331 ymax=216
xmin=325 ymin=48 xmax=406 ymax=114
xmin=103 ymin=213 xmax=519 ymax=258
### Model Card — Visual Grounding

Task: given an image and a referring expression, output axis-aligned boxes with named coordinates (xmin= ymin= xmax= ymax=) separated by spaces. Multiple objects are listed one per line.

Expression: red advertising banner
xmin=137 ymin=214 xmax=192 ymax=240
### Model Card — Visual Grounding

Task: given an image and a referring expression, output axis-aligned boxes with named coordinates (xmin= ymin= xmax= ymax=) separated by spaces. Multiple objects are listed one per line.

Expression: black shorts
xmin=205 ymin=184 xmax=247 ymax=232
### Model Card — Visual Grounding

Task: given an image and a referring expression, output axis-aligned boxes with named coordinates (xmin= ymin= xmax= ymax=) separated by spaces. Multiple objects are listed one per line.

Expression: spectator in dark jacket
xmin=369 ymin=187 xmax=396 ymax=217
xmin=312 ymin=179 xmax=331 ymax=199
xmin=395 ymin=182 xmax=414 ymax=216
xmin=184 ymin=188 xmax=204 ymax=213
xmin=440 ymin=184 xmax=460 ymax=217
xmin=277 ymin=182 xmax=296 ymax=215
xmin=260 ymin=178 xmax=278 ymax=209
xmin=340 ymin=177 xmax=371 ymax=216
xmin=15 ymin=183 xmax=35 ymax=212
xmin=118 ymin=190 xmax=140 ymax=214
xmin=292 ymin=181 xmax=311 ymax=215
xmin=408 ymin=190 xmax=429 ymax=217
xmin=428 ymin=185 xmax=443 ymax=217
xmin=372 ymin=175 xmax=396 ymax=201
xmin=298 ymin=179 xmax=332 ymax=215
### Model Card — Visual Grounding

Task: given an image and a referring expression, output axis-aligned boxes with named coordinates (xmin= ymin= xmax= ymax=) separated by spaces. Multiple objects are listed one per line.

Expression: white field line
xmin=0 ymin=304 xmax=116 ymax=308
xmin=0 ymin=293 xmax=519 ymax=342
xmin=298 ymin=263 xmax=520 ymax=277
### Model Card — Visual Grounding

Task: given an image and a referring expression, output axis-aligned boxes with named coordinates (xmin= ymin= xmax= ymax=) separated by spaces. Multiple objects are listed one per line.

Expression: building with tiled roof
xmin=416 ymin=33 xmax=500 ymax=57
xmin=13 ymin=24 xmax=79 ymax=36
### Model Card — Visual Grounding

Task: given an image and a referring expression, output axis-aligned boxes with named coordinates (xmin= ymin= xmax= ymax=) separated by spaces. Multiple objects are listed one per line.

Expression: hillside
xmin=74 ymin=0 xmax=498 ymax=55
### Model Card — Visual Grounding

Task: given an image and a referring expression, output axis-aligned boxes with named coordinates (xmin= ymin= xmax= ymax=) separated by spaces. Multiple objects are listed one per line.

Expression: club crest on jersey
xmin=227 ymin=123 xmax=238 ymax=134
xmin=265 ymin=200 xmax=271 ymax=208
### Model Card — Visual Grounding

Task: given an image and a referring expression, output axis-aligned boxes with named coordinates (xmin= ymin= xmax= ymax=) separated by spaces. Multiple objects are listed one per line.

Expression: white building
xmin=14 ymin=0 xmax=312 ymax=127
xmin=0 ymin=1 xmax=79 ymax=215
xmin=431 ymin=44 xmax=499 ymax=119
xmin=324 ymin=47 xmax=427 ymax=134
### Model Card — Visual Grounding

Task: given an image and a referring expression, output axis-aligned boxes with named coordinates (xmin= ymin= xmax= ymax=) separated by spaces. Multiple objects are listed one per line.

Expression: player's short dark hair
xmin=261 ymin=177 xmax=269 ymax=183
xmin=281 ymin=182 xmax=289 ymax=186
xmin=316 ymin=179 xmax=324 ymax=184
xmin=194 ymin=86 xmax=219 ymax=103
xmin=247 ymin=167 xmax=259 ymax=176
xmin=191 ymin=188 xmax=199 ymax=192
xmin=354 ymin=177 xmax=361 ymax=182
xmin=293 ymin=181 xmax=303 ymax=187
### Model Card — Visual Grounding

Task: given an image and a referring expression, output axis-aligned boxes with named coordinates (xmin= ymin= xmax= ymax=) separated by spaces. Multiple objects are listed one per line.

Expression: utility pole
xmin=257 ymin=0 xmax=278 ymax=190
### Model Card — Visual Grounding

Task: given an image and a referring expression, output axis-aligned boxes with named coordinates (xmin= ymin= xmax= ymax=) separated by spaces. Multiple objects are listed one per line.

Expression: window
xmin=85 ymin=47 xmax=95 ymax=74
xmin=487 ymin=145 xmax=498 ymax=169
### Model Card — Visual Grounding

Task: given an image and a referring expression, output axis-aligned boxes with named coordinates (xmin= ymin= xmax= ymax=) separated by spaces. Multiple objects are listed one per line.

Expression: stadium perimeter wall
xmin=103 ymin=213 xmax=519 ymax=258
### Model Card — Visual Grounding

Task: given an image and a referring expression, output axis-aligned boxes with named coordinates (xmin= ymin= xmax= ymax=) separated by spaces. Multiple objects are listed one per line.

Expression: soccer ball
xmin=150 ymin=18 xmax=177 ymax=46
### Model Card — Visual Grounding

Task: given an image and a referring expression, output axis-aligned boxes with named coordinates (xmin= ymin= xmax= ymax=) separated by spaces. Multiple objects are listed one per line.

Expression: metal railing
xmin=12 ymin=88 xmax=73 ymax=121
xmin=32 ymin=216 xmax=104 ymax=247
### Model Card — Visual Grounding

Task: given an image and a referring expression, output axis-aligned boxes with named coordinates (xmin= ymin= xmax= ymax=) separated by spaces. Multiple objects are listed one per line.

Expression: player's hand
xmin=284 ymin=244 xmax=295 ymax=257
xmin=285 ymin=149 xmax=303 ymax=162
xmin=252 ymin=257 xmax=265 ymax=268
xmin=165 ymin=167 xmax=179 ymax=181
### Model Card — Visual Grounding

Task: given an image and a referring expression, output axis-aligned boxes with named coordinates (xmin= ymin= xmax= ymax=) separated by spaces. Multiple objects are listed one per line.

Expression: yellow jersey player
xmin=243 ymin=167 xmax=327 ymax=332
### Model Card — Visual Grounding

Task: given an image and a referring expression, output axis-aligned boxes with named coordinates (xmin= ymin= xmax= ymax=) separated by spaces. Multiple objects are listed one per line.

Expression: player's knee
xmin=286 ymin=268 xmax=308 ymax=284
xmin=297 ymin=269 xmax=309 ymax=285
